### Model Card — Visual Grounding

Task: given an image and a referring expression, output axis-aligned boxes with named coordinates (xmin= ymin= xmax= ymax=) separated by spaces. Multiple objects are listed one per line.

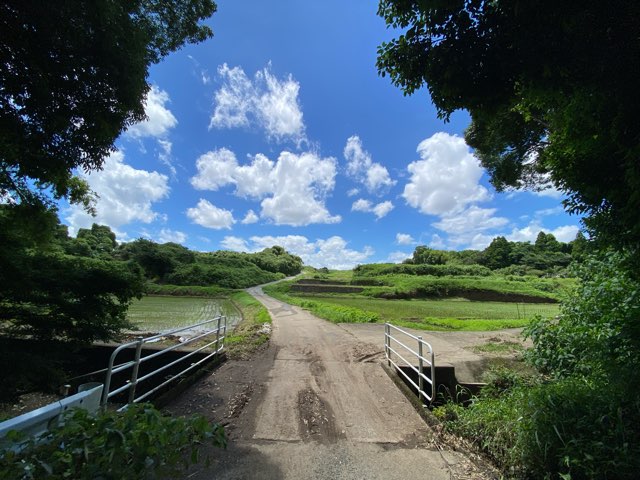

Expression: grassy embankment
xmin=264 ymin=267 xmax=571 ymax=331
xmin=224 ymin=291 xmax=271 ymax=359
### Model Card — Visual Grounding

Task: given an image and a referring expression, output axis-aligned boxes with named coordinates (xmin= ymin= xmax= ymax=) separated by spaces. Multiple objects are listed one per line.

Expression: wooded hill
xmin=0 ymin=207 xmax=302 ymax=346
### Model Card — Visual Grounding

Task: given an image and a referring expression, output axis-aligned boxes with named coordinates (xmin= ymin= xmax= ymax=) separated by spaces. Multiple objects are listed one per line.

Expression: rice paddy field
xmin=125 ymin=296 xmax=241 ymax=333
xmin=315 ymin=296 xmax=559 ymax=321
xmin=267 ymin=289 xmax=561 ymax=331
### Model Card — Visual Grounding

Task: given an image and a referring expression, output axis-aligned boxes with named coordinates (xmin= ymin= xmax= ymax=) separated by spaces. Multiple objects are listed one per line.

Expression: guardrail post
xmin=385 ymin=323 xmax=390 ymax=366
xmin=102 ymin=358 xmax=115 ymax=408
xmin=418 ymin=336 xmax=424 ymax=404
xmin=127 ymin=337 xmax=144 ymax=404
xmin=222 ymin=316 xmax=227 ymax=350
xmin=215 ymin=316 xmax=222 ymax=354
xmin=430 ymin=349 xmax=435 ymax=404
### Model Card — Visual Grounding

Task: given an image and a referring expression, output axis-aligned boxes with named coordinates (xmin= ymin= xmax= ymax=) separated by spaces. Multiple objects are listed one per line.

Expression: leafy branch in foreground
xmin=0 ymin=404 xmax=225 ymax=480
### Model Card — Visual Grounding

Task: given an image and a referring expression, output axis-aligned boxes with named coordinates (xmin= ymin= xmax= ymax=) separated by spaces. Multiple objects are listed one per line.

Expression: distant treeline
xmin=0 ymin=205 xmax=302 ymax=347
xmin=371 ymin=231 xmax=589 ymax=277
xmin=68 ymin=225 xmax=304 ymax=288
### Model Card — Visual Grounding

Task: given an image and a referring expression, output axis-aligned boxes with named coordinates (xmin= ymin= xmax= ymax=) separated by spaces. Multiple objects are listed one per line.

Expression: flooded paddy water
xmin=125 ymin=295 xmax=241 ymax=335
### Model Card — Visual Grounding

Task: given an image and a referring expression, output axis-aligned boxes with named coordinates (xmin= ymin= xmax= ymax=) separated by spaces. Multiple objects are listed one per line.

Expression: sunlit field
xmin=310 ymin=296 xmax=558 ymax=330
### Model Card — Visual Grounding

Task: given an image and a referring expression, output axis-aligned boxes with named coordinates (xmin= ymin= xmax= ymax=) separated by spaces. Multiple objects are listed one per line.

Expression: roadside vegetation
xmin=224 ymin=292 xmax=272 ymax=359
xmin=0 ymin=403 xmax=226 ymax=479
xmin=377 ymin=1 xmax=640 ymax=477
xmin=433 ymin=253 xmax=640 ymax=478
xmin=0 ymin=214 xmax=301 ymax=401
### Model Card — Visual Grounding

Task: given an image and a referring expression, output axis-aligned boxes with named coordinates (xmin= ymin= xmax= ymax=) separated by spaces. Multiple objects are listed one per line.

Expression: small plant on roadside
xmin=0 ymin=404 xmax=225 ymax=479
xmin=472 ymin=340 xmax=524 ymax=355
xmin=225 ymin=292 xmax=272 ymax=359
xmin=479 ymin=366 xmax=534 ymax=398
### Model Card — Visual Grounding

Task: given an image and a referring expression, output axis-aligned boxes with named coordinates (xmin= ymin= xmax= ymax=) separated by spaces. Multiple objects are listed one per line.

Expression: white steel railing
xmin=384 ymin=323 xmax=435 ymax=405
xmin=101 ymin=316 xmax=226 ymax=409
xmin=0 ymin=383 xmax=103 ymax=451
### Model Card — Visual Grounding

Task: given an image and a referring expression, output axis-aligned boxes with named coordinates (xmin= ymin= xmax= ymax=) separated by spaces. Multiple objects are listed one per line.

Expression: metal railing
xmin=384 ymin=323 xmax=435 ymax=405
xmin=101 ymin=316 xmax=226 ymax=409
xmin=0 ymin=383 xmax=103 ymax=451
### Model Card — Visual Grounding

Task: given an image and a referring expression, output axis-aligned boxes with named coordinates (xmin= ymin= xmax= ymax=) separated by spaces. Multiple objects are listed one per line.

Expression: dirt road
xmin=171 ymin=287 xmax=494 ymax=479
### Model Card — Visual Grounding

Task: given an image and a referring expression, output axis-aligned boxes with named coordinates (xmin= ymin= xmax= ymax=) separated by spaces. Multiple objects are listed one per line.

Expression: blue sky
xmin=61 ymin=0 xmax=581 ymax=269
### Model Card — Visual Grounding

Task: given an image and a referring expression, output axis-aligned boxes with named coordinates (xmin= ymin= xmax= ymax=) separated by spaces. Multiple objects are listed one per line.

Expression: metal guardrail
xmin=102 ymin=316 xmax=226 ymax=409
xmin=384 ymin=323 xmax=435 ymax=405
xmin=0 ymin=383 xmax=103 ymax=451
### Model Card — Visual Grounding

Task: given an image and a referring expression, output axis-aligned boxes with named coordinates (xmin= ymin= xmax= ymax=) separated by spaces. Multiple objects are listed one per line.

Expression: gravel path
xmin=169 ymin=287 xmax=497 ymax=479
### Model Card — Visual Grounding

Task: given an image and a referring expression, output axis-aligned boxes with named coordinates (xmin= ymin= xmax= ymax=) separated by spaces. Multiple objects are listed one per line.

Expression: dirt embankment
xmin=290 ymin=284 xmax=364 ymax=294
xmin=377 ymin=288 xmax=557 ymax=303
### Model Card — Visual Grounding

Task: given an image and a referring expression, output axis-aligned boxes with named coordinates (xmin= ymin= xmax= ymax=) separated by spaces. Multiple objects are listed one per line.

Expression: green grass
xmin=126 ymin=295 xmax=241 ymax=332
xmin=304 ymin=268 xmax=353 ymax=282
xmin=224 ymin=292 xmax=272 ymax=359
xmin=265 ymin=271 xmax=565 ymax=331
xmin=359 ymin=275 xmax=572 ymax=301
xmin=264 ymin=283 xmax=559 ymax=331
xmin=395 ymin=317 xmax=530 ymax=331
xmin=472 ymin=341 xmax=525 ymax=354
xmin=309 ymin=296 xmax=558 ymax=321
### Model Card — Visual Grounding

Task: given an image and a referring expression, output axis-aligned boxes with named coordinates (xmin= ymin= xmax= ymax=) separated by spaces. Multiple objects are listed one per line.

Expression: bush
xmin=441 ymin=378 xmax=640 ymax=479
xmin=524 ymin=251 xmax=640 ymax=379
xmin=436 ymin=252 xmax=640 ymax=479
xmin=165 ymin=261 xmax=281 ymax=288
xmin=353 ymin=263 xmax=492 ymax=278
xmin=0 ymin=404 xmax=225 ymax=479
xmin=144 ymin=283 xmax=228 ymax=297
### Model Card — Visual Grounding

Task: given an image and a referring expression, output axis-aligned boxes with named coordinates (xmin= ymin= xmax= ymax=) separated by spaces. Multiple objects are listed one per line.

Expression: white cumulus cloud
xmin=396 ymin=233 xmax=415 ymax=245
xmin=387 ymin=251 xmax=412 ymax=263
xmin=65 ymin=151 xmax=170 ymax=237
xmin=507 ymin=223 xmax=580 ymax=243
xmin=373 ymin=201 xmax=394 ymax=219
xmin=126 ymin=86 xmax=178 ymax=139
xmin=187 ymin=199 xmax=235 ymax=230
xmin=434 ymin=206 xmax=509 ymax=236
xmin=351 ymin=198 xmax=394 ymax=219
xmin=344 ymin=135 xmax=395 ymax=193
xmin=191 ymin=148 xmax=340 ymax=226
xmin=191 ymin=148 xmax=240 ymax=191
xmin=210 ymin=63 xmax=306 ymax=145
xmin=241 ymin=210 xmax=259 ymax=224
xmin=158 ymin=229 xmax=187 ymax=244
xmin=351 ymin=199 xmax=372 ymax=212
xmin=220 ymin=236 xmax=249 ymax=251
xmin=403 ymin=132 xmax=490 ymax=215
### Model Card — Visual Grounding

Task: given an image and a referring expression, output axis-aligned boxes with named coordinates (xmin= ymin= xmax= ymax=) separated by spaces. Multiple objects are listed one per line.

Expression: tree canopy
xmin=377 ymin=0 xmax=640 ymax=253
xmin=0 ymin=0 xmax=216 ymax=207
xmin=0 ymin=207 xmax=145 ymax=343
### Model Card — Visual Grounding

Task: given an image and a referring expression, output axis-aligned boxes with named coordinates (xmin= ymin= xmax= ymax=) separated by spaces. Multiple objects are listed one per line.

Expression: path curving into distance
xmin=184 ymin=286 xmax=494 ymax=480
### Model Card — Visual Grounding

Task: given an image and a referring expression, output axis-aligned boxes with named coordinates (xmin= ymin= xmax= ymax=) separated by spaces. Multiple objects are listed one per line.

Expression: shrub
xmin=353 ymin=263 xmax=492 ymax=278
xmin=441 ymin=378 xmax=640 ymax=479
xmin=144 ymin=283 xmax=229 ymax=297
xmin=524 ymin=251 xmax=640 ymax=379
xmin=0 ymin=404 xmax=225 ymax=479
xmin=437 ymin=252 xmax=640 ymax=479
